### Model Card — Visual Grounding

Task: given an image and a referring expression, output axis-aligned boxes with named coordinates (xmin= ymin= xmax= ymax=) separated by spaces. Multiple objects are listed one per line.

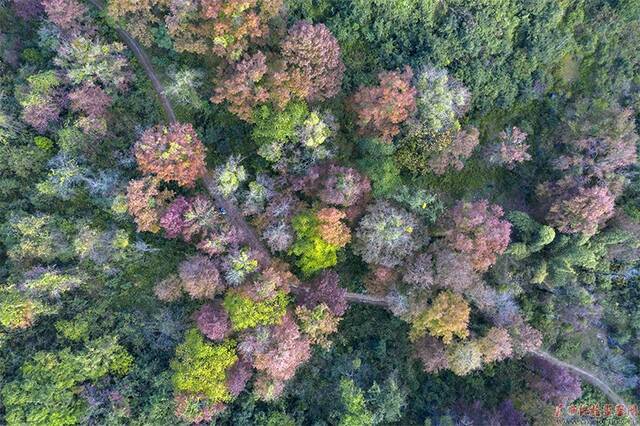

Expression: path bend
xmin=97 ymin=9 xmax=636 ymax=415
xmin=532 ymin=349 xmax=637 ymax=425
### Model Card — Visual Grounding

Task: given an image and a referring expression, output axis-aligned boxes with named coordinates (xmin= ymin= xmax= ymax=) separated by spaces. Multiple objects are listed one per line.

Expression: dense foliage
xmin=1 ymin=0 xmax=640 ymax=424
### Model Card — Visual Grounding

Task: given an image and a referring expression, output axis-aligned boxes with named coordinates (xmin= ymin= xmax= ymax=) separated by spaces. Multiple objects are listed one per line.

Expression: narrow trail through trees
xmin=532 ymin=350 xmax=637 ymax=424
xmin=93 ymin=5 xmax=636 ymax=418
xmin=87 ymin=0 xmax=177 ymax=124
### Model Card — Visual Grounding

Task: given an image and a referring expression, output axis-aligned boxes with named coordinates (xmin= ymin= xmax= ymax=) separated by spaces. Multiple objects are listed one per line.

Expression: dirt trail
xmin=99 ymin=10 xmax=635 ymax=414
xmin=201 ymin=174 xmax=389 ymax=305
xmin=86 ymin=0 xmax=177 ymax=124
xmin=202 ymin=173 xmax=273 ymax=269
xmin=532 ymin=349 xmax=637 ymax=425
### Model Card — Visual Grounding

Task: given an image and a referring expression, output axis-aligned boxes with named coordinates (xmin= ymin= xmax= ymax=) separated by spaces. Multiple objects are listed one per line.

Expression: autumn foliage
xmin=126 ymin=176 xmax=173 ymax=233
xmin=354 ymin=201 xmax=420 ymax=268
xmin=211 ymin=52 xmax=269 ymax=121
xmin=166 ymin=0 xmax=283 ymax=60
xmin=546 ymin=185 xmax=616 ymax=236
xmin=195 ymin=302 xmax=231 ymax=341
xmin=178 ymin=255 xmax=224 ymax=300
xmin=478 ymin=327 xmax=513 ymax=363
xmin=212 ymin=21 xmax=344 ymax=121
xmin=350 ymin=66 xmax=417 ymax=142
xmin=134 ymin=123 xmax=206 ymax=187
xmin=297 ymin=270 xmax=348 ymax=317
xmin=486 ymin=127 xmax=531 ymax=169
xmin=300 ymin=164 xmax=371 ymax=209
xmin=444 ymin=200 xmax=511 ymax=272
xmin=528 ymin=358 xmax=582 ymax=405
xmin=396 ymin=126 xmax=480 ymax=175
xmin=411 ymin=291 xmax=470 ymax=344
xmin=280 ymin=21 xmax=345 ymax=102
xmin=316 ymin=208 xmax=351 ymax=247
xmin=42 ymin=0 xmax=88 ymax=32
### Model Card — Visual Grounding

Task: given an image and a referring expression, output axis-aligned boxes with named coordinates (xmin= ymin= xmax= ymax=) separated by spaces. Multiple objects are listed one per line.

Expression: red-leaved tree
xmin=428 ymin=127 xmax=479 ymax=175
xmin=178 ymin=254 xmax=224 ymax=300
xmin=134 ymin=123 xmax=207 ymax=187
xmin=350 ymin=66 xmax=417 ymax=142
xmin=238 ymin=312 xmax=311 ymax=397
xmin=126 ymin=176 xmax=173 ymax=233
xmin=165 ymin=0 xmax=282 ymax=60
xmin=444 ymin=200 xmax=511 ymax=272
xmin=297 ymin=270 xmax=347 ymax=317
xmin=280 ymin=21 xmax=345 ymax=103
xmin=194 ymin=302 xmax=231 ymax=341
xmin=42 ymin=0 xmax=88 ymax=32
xmin=528 ymin=357 xmax=582 ymax=406
xmin=211 ymin=52 xmax=269 ymax=121
xmin=546 ymin=185 xmax=616 ymax=236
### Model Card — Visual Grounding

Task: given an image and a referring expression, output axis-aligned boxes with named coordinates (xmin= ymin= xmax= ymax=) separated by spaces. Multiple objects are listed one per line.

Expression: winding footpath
xmin=533 ymin=350 xmax=636 ymax=424
xmin=92 ymin=4 xmax=636 ymax=419
xmin=86 ymin=0 xmax=177 ymax=124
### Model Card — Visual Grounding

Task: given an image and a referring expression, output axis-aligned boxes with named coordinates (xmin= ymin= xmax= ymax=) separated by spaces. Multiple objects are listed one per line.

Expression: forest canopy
xmin=1 ymin=0 xmax=640 ymax=424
